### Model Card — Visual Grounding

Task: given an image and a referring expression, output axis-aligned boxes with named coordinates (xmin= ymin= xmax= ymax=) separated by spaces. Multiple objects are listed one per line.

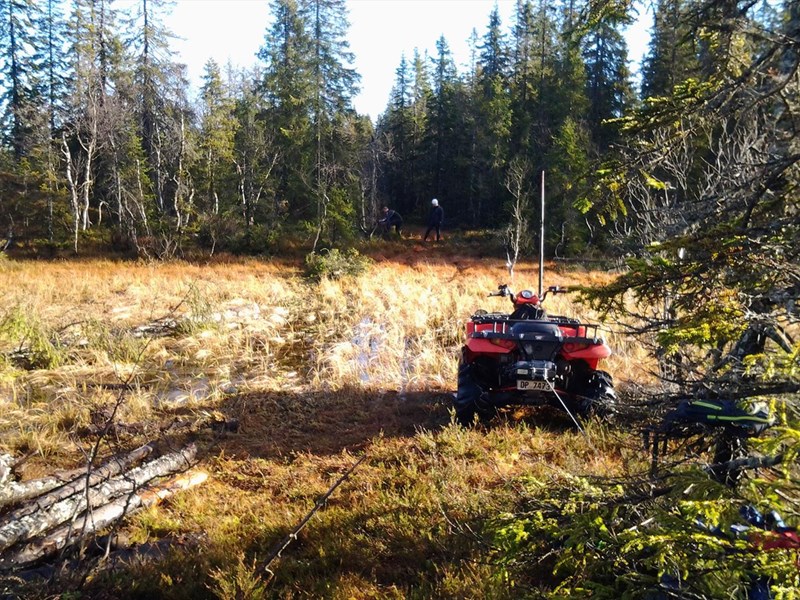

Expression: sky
xmin=165 ymin=0 xmax=652 ymax=122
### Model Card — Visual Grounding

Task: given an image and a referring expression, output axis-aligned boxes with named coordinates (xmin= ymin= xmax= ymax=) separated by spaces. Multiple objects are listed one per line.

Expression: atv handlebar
xmin=489 ymin=284 xmax=570 ymax=302
xmin=540 ymin=286 xmax=569 ymax=302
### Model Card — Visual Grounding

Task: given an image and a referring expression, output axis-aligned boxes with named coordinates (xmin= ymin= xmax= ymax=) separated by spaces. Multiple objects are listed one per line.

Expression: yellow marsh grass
xmin=310 ymin=260 xmax=647 ymax=390
xmin=0 ymin=256 xmax=644 ymax=457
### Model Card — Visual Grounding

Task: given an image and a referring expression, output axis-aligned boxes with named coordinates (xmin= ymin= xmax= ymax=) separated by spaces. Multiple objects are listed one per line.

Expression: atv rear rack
xmin=469 ymin=313 xmax=605 ymax=342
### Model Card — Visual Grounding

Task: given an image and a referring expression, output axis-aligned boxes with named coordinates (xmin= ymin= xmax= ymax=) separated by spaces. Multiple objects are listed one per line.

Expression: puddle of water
xmin=351 ymin=317 xmax=384 ymax=383
xmin=155 ymin=377 xmax=212 ymax=408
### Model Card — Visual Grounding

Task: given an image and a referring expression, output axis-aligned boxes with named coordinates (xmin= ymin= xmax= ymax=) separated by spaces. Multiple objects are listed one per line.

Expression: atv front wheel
xmin=455 ymin=360 xmax=495 ymax=426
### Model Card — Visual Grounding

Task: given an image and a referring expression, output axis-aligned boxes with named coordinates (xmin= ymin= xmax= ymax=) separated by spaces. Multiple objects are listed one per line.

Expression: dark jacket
xmin=382 ymin=209 xmax=402 ymax=225
xmin=428 ymin=206 xmax=443 ymax=226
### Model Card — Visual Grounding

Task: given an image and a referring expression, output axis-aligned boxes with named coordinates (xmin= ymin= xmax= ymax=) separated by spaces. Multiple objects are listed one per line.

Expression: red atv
xmin=456 ymin=284 xmax=616 ymax=425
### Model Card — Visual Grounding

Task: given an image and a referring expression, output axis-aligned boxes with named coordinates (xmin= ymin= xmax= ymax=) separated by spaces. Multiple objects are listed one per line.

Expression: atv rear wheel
xmin=455 ymin=360 xmax=496 ymax=426
xmin=577 ymin=370 xmax=616 ymax=417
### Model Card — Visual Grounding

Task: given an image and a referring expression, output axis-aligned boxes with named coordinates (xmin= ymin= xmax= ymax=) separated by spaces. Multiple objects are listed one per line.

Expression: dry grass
xmin=0 ymin=251 xmax=651 ymax=598
xmin=0 ymin=258 xmax=306 ymax=458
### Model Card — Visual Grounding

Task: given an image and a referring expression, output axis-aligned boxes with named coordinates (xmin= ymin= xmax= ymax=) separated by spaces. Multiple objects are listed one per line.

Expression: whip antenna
xmin=539 ymin=170 xmax=545 ymax=297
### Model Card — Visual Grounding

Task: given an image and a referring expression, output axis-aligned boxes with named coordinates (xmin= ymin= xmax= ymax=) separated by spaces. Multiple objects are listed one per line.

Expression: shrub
xmin=197 ymin=215 xmax=278 ymax=255
xmin=304 ymin=248 xmax=371 ymax=280
xmin=0 ymin=306 xmax=65 ymax=369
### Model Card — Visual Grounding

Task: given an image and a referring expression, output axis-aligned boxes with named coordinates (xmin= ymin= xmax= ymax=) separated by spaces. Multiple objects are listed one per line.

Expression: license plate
xmin=517 ymin=380 xmax=549 ymax=391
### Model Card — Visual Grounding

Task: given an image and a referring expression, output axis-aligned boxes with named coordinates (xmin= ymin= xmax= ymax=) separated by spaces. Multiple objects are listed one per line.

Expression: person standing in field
xmin=424 ymin=198 xmax=444 ymax=241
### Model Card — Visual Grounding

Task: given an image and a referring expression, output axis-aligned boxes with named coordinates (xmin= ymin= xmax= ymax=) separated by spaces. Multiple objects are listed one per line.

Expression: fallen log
xmin=0 ymin=455 xmax=12 ymax=486
xmin=3 ymin=444 xmax=155 ymax=521
xmin=0 ymin=445 xmax=196 ymax=553
xmin=3 ymin=470 xmax=208 ymax=568
xmin=0 ymin=467 xmax=86 ymax=512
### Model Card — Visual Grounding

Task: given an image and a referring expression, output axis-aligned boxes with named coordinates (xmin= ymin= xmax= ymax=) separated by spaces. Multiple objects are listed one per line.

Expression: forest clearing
xmin=1 ymin=0 xmax=798 ymax=596
xmin=0 ymin=239 xmax=796 ymax=599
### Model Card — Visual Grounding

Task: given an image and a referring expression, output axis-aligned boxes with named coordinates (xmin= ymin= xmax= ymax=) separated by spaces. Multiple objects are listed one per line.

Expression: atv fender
xmin=465 ymin=338 xmax=514 ymax=354
xmin=561 ymin=343 xmax=611 ymax=361
xmin=561 ymin=342 xmax=611 ymax=371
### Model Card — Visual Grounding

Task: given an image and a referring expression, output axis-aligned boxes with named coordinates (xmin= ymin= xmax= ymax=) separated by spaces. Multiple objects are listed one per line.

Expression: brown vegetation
xmin=0 ymin=245 xmax=651 ymax=597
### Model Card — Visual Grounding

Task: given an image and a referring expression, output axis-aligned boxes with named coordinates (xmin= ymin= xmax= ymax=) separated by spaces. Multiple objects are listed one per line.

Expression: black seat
xmin=510 ymin=305 xmax=546 ymax=320
xmin=508 ymin=321 xmax=562 ymax=342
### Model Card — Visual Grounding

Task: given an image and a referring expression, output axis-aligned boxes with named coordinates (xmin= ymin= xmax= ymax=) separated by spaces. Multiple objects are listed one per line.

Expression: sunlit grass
xmin=0 ymin=254 xmax=646 ymax=456
xmin=0 ymin=253 xmax=650 ymax=598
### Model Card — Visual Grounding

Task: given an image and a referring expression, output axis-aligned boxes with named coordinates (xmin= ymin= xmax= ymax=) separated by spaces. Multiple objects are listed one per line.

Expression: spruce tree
xmin=197 ymin=59 xmax=236 ymax=216
xmin=21 ymin=0 xmax=68 ymax=240
xmin=474 ymin=5 xmax=512 ymax=226
xmin=378 ymin=48 xmax=434 ymax=219
xmin=232 ymin=75 xmax=279 ymax=229
xmin=380 ymin=54 xmax=413 ymax=214
xmin=584 ymin=0 xmax=799 ymax=425
xmin=409 ymin=48 xmax=432 ymax=214
xmin=479 ymin=5 xmax=509 ymax=82
xmin=300 ymin=0 xmax=360 ymax=249
xmin=36 ymin=0 xmax=68 ymax=137
xmin=124 ymin=0 xmax=189 ymax=221
xmin=0 ymin=0 xmax=42 ymax=158
xmin=429 ymin=35 xmax=459 ymax=203
xmin=640 ymin=0 xmax=699 ymax=98
xmin=258 ymin=0 xmax=314 ymax=218
xmin=581 ymin=16 xmax=634 ymax=149
xmin=509 ymin=0 xmax=560 ymax=158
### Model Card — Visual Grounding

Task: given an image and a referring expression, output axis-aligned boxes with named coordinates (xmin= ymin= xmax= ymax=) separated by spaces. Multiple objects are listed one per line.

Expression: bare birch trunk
xmin=0 ymin=468 xmax=84 ymax=513
xmin=80 ymin=140 xmax=93 ymax=231
xmin=0 ymin=454 xmax=13 ymax=486
xmin=79 ymin=105 xmax=98 ymax=232
xmin=173 ymin=114 xmax=187 ymax=230
xmin=61 ymin=135 xmax=81 ymax=253
xmin=135 ymin=158 xmax=150 ymax=236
